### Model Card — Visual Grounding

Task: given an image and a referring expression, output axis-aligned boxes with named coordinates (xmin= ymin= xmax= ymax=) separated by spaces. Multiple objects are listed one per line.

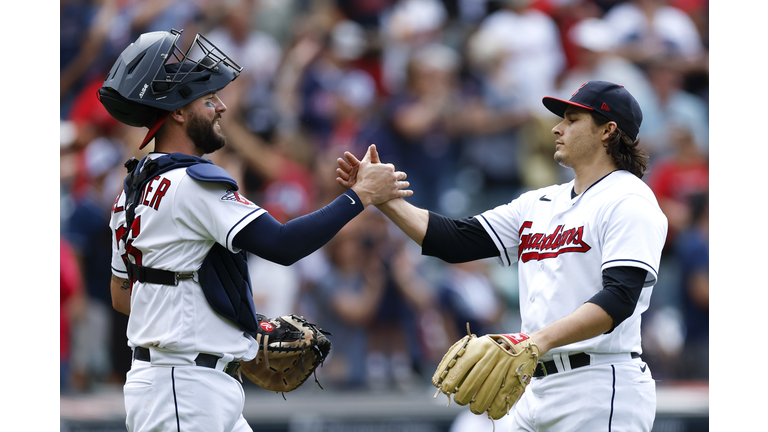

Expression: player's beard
xmin=554 ymin=151 xmax=571 ymax=168
xmin=187 ymin=110 xmax=226 ymax=155
xmin=554 ymin=138 xmax=600 ymax=169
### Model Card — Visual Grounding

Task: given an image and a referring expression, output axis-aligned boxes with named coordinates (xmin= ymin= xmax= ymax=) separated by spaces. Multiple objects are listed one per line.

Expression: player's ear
xmin=602 ymin=122 xmax=617 ymax=142
xmin=169 ymin=107 xmax=186 ymax=124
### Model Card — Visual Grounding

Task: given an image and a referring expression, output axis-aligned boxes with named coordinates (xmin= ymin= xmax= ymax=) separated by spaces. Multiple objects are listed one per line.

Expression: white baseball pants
xmin=124 ymin=360 xmax=252 ymax=432
xmin=510 ymin=355 xmax=656 ymax=431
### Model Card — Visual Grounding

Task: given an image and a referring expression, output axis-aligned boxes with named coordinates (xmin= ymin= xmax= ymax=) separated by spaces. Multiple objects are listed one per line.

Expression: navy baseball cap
xmin=542 ymin=81 xmax=643 ymax=141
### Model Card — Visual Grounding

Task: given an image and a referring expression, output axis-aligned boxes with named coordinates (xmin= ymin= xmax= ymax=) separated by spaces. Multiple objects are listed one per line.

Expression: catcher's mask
xmin=98 ymin=28 xmax=243 ymax=148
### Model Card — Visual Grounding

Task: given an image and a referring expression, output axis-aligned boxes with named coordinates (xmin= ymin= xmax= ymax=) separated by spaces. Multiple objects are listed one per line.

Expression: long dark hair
xmin=590 ymin=111 xmax=649 ymax=179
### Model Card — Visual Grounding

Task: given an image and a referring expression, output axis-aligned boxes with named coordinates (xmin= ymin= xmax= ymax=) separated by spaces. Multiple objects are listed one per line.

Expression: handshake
xmin=334 ymin=144 xmax=413 ymax=208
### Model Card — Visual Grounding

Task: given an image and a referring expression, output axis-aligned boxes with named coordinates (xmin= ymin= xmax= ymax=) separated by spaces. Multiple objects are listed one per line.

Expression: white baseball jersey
xmin=476 ymin=170 xmax=667 ymax=356
xmin=109 ymin=153 xmax=266 ymax=361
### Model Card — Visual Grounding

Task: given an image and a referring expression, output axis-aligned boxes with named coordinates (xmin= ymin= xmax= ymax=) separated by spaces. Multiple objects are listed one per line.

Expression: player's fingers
xmin=336 ymin=177 xmax=351 ymax=188
xmin=369 ymin=144 xmax=381 ymax=164
xmin=336 ymin=167 xmax=351 ymax=181
xmin=499 ymin=341 xmax=514 ymax=354
xmin=337 ymin=157 xmax=352 ymax=172
xmin=396 ymin=180 xmax=410 ymax=190
xmin=344 ymin=151 xmax=361 ymax=167
xmin=397 ymin=189 xmax=414 ymax=198
xmin=395 ymin=171 xmax=408 ymax=180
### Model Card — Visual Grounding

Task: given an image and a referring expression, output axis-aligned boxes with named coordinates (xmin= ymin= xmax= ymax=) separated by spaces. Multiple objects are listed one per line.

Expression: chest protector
xmin=122 ymin=153 xmax=259 ymax=337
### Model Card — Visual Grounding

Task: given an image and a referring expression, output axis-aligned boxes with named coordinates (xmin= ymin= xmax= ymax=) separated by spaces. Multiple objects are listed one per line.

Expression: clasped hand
xmin=336 ymin=144 xmax=413 ymax=207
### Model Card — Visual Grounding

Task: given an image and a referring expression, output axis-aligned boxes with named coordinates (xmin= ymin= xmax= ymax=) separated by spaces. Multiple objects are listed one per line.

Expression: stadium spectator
xmin=638 ymin=56 xmax=709 ymax=159
xmin=65 ymin=137 xmax=127 ymax=391
xmin=376 ymin=43 xmax=465 ymax=213
xmin=673 ymin=192 xmax=709 ymax=380
xmin=436 ymin=260 xmax=504 ymax=339
xmin=310 ymin=213 xmax=385 ymax=388
xmin=555 ymin=17 xmax=655 ymax=109
xmin=60 ymin=0 xmax=118 ymax=117
xmin=379 ymin=0 xmax=449 ymax=94
xmin=472 ymin=0 xmax=566 ymax=116
xmin=645 ymin=125 xmax=709 ymax=249
xmin=602 ymin=0 xmax=706 ymax=71
xmin=61 ymin=237 xmax=86 ymax=393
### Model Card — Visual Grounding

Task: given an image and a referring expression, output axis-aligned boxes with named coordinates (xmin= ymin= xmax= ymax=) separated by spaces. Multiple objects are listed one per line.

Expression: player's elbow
xmin=110 ymin=277 xmax=132 ymax=315
xmin=112 ymin=296 xmax=131 ymax=316
xmin=268 ymin=253 xmax=300 ymax=267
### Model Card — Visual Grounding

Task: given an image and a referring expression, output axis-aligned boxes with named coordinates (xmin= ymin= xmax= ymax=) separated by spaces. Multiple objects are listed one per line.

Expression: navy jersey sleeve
xmin=233 ymin=190 xmax=363 ymax=266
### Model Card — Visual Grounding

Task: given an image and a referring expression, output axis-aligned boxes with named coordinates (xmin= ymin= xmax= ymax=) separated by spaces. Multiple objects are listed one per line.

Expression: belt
xmin=533 ymin=352 xmax=641 ymax=378
xmin=133 ymin=347 xmax=241 ymax=380
xmin=125 ymin=261 xmax=196 ymax=286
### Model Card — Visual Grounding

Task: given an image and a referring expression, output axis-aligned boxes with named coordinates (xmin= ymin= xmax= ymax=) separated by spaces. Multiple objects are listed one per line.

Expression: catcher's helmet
xmin=98 ymin=29 xmax=243 ymax=148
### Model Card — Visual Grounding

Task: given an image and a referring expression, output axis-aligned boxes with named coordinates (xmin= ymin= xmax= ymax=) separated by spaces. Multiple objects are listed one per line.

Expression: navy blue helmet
xmin=98 ymin=29 xmax=243 ymax=147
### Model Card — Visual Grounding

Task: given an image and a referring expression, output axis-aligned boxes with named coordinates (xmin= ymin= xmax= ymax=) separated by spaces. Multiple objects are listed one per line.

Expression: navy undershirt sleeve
xmin=588 ymin=266 xmax=648 ymax=333
xmin=233 ymin=190 xmax=364 ymax=266
xmin=421 ymin=211 xmax=498 ymax=263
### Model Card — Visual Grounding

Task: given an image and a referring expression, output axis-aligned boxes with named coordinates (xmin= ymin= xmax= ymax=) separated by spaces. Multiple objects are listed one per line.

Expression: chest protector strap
xmin=121 ymin=153 xmax=259 ymax=337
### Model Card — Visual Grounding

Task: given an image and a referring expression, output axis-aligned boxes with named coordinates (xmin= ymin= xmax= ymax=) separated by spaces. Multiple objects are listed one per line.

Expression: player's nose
xmin=552 ymin=121 xmax=563 ymax=136
xmin=213 ymin=95 xmax=227 ymax=113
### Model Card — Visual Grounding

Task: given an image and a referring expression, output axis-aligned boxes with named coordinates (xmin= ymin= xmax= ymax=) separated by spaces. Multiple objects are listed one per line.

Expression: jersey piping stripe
xmin=577 ymin=170 xmax=620 ymax=201
xmin=608 ymin=365 xmax=616 ymax=431
xmin=479 ymin=214 xmax=511 ymax=266
xmin=172 ymin=367 xmax=181 ymax=432
xmin=603 ymin=259 xmax=658 ymax=278
xmin=225 ymin=208 xmax=265 ymax=249
xmin=603 ymin=259 xmax=658 ymax=287
xmin=112 ymin=265 xmax=128 ymax=276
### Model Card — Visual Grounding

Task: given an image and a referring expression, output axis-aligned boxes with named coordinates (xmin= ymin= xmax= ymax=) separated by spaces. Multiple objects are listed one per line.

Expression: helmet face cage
xmin=100 ymin=28 xmax=244 ymax=124
xmin=150 ymin=29 xmax=243 ymax=98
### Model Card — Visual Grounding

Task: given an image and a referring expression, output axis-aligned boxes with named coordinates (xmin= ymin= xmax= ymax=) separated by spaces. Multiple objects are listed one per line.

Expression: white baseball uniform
xmin=476 ymin=170 xmax=667 ymax=431
xmin=110 ymin=152 xmax=265 ymax=432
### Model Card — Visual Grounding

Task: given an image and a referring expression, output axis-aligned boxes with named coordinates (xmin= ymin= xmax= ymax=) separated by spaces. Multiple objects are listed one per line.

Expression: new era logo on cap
xmin=542 ymin=81 xmax=643 ymax=141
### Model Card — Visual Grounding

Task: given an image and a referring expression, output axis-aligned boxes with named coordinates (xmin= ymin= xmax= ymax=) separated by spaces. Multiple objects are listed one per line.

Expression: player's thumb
xmin=369 ymin=144 xmax=381 ymax=164
xmin=362 ymin=144 xmax=373 ymax=163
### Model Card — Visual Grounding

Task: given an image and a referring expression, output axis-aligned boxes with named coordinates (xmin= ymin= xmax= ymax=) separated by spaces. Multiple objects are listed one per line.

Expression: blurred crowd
xmin=60 ymin=0 xmax=709 ymax=394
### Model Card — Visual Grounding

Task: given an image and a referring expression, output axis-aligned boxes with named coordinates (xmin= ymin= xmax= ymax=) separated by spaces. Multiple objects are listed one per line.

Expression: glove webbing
xmin=254 ymin=332 xmax=272 ymax=370
xmin=433 ymin=323 xmax=474 ymax=405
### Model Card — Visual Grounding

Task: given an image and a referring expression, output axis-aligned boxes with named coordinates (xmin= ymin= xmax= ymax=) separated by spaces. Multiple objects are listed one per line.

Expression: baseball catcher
xmin=240 ymin=314 xmax=332 ymax=394
xmin=432 ymin=325 xmax=539 ymax=421
xmin=101 ymin=26 xmax=411 ymax=432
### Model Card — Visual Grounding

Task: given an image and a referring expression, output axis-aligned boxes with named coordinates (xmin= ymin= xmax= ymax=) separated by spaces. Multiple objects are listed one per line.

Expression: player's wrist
xmin=350 ymin=185 xmax=373 ymax=207
xmin=529 ymin=330 xmax=551 ymax=357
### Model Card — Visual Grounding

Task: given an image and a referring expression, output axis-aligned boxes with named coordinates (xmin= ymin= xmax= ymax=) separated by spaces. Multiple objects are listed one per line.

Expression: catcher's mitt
xmin=239 ymin=314 xmax=332 ymax=394
xmin=432 ymin=325 xmax=539 ymax=420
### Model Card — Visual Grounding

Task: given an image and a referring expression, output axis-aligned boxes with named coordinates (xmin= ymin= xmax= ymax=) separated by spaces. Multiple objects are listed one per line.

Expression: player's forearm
xmin=530 ymin=302 xmax=613 ymax=357
xmin=375 ymin=198 xmax=429 ymax=246
xmin=234 ymin=191 xmax=364 ymax=266
xmin=111 ymin=275 xmax=131 ymax=316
